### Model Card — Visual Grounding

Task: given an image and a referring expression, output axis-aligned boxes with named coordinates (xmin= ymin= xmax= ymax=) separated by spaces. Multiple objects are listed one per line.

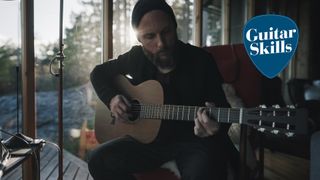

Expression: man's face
xmin=136 ymin=10 xmax=178 ymax=69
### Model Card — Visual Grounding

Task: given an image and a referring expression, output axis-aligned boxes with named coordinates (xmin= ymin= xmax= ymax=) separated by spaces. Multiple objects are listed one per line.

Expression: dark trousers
xmin=88 ymin=136 xmax=228 ymax=180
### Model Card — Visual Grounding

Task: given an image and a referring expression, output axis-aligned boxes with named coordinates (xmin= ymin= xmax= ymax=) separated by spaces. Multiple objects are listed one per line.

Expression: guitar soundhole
xmin=129 ymin=100 xmax=141 ymax=121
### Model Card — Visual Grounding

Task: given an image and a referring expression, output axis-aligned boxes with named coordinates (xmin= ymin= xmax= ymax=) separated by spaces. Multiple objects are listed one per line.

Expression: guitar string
xmin=128 ymin=104 xmax=240 ymax=122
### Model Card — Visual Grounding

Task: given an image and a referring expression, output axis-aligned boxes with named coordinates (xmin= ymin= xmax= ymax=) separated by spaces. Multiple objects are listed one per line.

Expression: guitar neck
xmin=135 ymin=104 xmax=243 ymax=124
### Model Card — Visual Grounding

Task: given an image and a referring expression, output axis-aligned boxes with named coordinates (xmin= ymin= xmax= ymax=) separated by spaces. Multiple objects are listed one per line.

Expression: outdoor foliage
xmin=0 ymin=0 xmax=195 ymax=94
xmin=0 ymin=43 xmax=20 ymax=95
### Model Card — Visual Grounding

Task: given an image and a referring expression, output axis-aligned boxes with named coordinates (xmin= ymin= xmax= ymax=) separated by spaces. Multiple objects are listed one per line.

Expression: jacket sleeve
xmin=90 ymin=57 xmax=130 ymax=108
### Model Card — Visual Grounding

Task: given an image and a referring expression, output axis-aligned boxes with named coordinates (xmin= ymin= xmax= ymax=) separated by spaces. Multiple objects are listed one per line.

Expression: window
xmin=0 ymin=0 xmax=22 ymax=135
xmin=34 ymin=0 xmax=102 ymax=157
xmin=202 ymin=0 xmax=224 ymax=46
xmin=112 ymin=0 xmax=195 ymax=57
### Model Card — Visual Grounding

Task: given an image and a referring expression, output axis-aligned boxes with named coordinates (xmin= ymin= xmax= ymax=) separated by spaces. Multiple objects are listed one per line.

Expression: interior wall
xmin=309 ymin=0 xmax=320 ymax=79
xmin=254 ymin=0 xmax=313 ymax=80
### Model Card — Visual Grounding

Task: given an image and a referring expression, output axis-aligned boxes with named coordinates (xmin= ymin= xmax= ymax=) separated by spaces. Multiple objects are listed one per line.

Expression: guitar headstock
xmin=242 ymin=105 xmax=308 ymax=137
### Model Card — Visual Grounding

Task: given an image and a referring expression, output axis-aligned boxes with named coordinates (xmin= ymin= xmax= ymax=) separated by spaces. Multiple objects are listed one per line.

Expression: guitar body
xmin=94 ymin=75 xmax=164 ymax=144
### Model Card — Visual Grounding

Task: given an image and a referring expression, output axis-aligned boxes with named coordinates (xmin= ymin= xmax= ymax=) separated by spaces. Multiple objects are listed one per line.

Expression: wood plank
xmin=40 ymin=147 xmax=57 ymax=170
xmin=75 ymin=166 xmax=90 ymax=180
xmin=63 ymin=162 xmax=80 ymax=180
xmin=40 ymin=156 xmax=58 ymax=179
xmin=264 ymin=149 xmax=309 ymax=180
xmin=4 ymin=145 xmax=310 ymax=180
xmin=2 ymin=166 xmax=22 ymax=180
xmin=2 ymin=144 xmax=92 ymax=180
xmin=45 ymin=157 xmax=70 ymax=180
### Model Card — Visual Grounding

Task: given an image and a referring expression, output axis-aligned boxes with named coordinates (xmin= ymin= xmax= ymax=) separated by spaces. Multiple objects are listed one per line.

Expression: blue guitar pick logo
xmin=243 ymin=15 xmax=299 ymax=78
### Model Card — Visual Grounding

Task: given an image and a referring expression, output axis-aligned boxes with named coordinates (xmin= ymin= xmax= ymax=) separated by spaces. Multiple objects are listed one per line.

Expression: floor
xmin=1 ymin=146 xmax=309 ymax=180
xmin=263 ymin=149 xmax=309 ymax=180
xmin=2 ymin=145 xmax=93 ymax=180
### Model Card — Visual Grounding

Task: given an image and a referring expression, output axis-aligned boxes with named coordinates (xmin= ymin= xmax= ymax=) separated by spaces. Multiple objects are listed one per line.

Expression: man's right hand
xmin=109 ymin=95 xmax=132 ymax=123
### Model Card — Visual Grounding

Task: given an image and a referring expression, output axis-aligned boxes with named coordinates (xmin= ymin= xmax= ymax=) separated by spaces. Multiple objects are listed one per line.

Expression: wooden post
xmin=21 ymin=0 xmax=37 ymax=179
xmin=194 ymin=0 xmax=203 ymax=47
xmin=103 ymin=0 xmax=113 ymax=62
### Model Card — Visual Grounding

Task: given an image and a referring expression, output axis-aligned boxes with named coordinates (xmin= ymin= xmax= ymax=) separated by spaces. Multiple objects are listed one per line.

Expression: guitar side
xmin=94 ymin=75 xmax=164 ymax=144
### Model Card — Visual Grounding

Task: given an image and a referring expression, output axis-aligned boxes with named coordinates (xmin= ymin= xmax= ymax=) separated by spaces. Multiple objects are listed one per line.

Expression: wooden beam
xmin=194 ymin=0 xmax=203 ymax=47
xmin=20 ymin=0 xmax=37 ymax=180
xmin=222 ymin=0 xmax=230 ymax=44
xmin=102 ymin=0 xmax=113 ymax=62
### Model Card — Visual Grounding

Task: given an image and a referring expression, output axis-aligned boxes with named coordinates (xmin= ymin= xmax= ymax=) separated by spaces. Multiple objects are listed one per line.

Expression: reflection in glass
xmin=203 ymin=0 xmax=223 ymax=46
xmin=34 ymin=0 xmax=102 ymax=158
xmin=0 ymin=0 xmax=22 ymax=135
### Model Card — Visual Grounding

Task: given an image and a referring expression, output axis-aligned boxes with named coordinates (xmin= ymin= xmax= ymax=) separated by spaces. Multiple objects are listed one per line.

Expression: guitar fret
xmin=150 ymin=105 xmax=152 ymax=118
xmin=230 ymin=108 xmax=240 ymax=123
xmin=176 ymin=106 xmax=179 ymax=120
xmin=142 ymin=105 xmax=242 ymax=124
xmin=182 ymin=106 xmax=184 ymax=120
xmin=239 ymin=108 xmax=243 ymax=124
xmin=172 ymin=105 xmax=174 ymax=120
xmin=153 ymin=105 xmax=156 ymax=118
xmin=140 ymin=105 xmax=143 ymax=118
xmin=146 ymin=106 xmax=148 ymax=118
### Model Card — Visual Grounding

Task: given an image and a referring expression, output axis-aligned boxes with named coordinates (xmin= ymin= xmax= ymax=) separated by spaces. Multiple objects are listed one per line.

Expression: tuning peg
xmin=286 ymin=105 xmax=295 ymax=109
xmin=272 ymin=104 xmax=280 ymax=108
xmin=271 ymin=129 xmax=279 ymax=135
xmin=257 ymin=127 xmax=266 ymax=132
xmin=285 ymin=132 xmax=295 ymax=137
xmin=259 ymin=104 xmax=267 ymax=108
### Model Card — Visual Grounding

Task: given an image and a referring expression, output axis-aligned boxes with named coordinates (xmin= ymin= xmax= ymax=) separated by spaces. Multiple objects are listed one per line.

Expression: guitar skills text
xmin=245 ymin=27 xmax=297 ymax=56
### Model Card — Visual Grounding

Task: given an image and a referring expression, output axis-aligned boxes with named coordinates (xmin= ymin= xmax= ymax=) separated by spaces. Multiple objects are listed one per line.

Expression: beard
xmin=143 ymin=48 xmax=176 ymax=70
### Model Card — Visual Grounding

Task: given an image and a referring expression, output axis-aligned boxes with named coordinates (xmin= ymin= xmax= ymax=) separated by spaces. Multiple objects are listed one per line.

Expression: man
xmin=88 ymin=0 xmax=238 ymax=179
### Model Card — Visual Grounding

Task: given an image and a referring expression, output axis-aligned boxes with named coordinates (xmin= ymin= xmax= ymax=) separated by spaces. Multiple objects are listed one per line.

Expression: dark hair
xmin=131 ymin=0 xmax=177 ymax=29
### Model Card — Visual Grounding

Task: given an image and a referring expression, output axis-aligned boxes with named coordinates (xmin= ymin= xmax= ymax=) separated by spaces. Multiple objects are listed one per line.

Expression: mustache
xmin=157 ymin=49 xmax=169 ymax=53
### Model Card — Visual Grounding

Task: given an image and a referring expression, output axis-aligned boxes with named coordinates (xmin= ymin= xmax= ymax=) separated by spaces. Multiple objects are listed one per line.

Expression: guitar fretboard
xmin=136 ymin=104 xmax=243 ymax=124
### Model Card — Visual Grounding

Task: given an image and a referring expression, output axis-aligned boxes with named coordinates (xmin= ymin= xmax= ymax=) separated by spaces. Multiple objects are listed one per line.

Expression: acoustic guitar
xmin=94 ymin=75 xmax=308 ymax=144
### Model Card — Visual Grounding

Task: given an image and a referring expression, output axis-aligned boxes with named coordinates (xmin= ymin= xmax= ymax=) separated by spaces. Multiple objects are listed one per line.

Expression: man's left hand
xmin=194 ymin=102 xmax=219 ymax=137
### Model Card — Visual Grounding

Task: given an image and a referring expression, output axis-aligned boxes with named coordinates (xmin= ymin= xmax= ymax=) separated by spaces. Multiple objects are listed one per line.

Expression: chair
xmin=204 ymin=44 xmax=286 ymax=179
xmin=261 ymin=78 xmax=320 ymax=160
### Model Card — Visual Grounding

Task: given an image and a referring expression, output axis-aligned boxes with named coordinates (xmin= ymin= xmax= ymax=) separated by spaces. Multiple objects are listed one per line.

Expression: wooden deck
xmin=263 ymin=149 xmax=309 ymax=180
xmin=2 ymin=145 xmax=93 ymax=180
xmin=1 ymin=145 xmax=309 ymax=180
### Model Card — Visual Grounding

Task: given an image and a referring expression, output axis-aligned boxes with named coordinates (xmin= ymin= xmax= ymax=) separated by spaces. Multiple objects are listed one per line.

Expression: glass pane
xmin=203 ymin=0 xmax=223 ymax=46
xmin=230 ymin=0 xmax=245 ymax=44
xmin=112 ymin=0 xmax=194 ymax=57
xmin=34 ymin=0 xmax=102 ymax=159
xmin=0 ymin=1 xmax=22 ymax=135
xmin=112 ymin=0 xmax=139 ymax=57
xmin=169 ymin=0 xmax=194 ymax=44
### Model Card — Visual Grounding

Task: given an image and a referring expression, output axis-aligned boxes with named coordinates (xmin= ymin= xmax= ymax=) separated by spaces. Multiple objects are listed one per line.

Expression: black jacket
xmin=90 ymin=41 xmax=231 ymax=146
